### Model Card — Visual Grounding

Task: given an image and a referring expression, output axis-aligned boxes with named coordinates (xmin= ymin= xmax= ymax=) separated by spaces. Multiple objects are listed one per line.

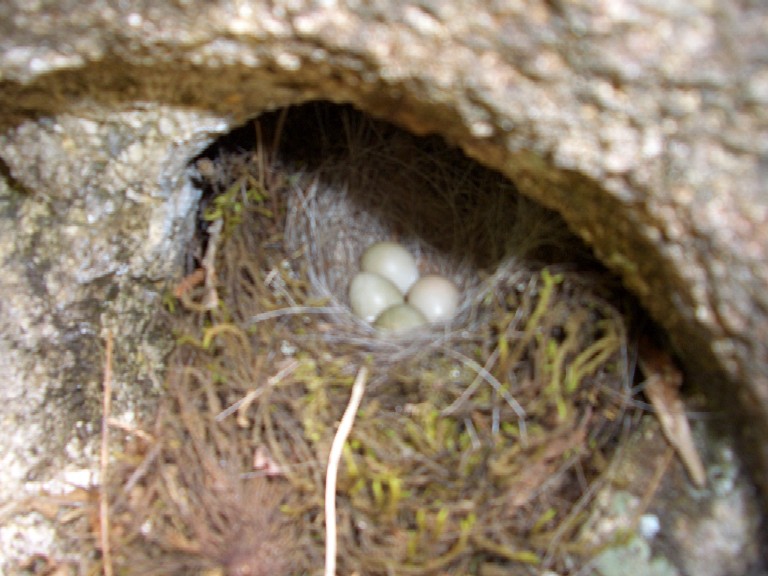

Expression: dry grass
xmin=105 ymin=358 xmax=303 ymax=576
xmin=73 ymin=102 xmax=640 ymax=576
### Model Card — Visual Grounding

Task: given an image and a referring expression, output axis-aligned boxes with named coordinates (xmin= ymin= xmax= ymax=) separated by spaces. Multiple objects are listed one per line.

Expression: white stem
xmin=324 ymin=366 xmax=368 ymax=576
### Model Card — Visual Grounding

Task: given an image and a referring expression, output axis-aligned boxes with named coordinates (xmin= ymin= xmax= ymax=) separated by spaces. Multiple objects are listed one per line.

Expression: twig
xmin=212 ymin=359 xmax=299 ymax=425
xmin=120 ymin=443 xmax=163 ymax=497
xmin=107 ymin=418 xmax=154 ymax=443
xmin=270 ymin=106 xmax=288 ymax=166
xmin=201 ymin=218 xmax=223 ymax=310
xmin=100 ymin=331 xmax=114 ymax=576
xmin=442 ymin=348 xmax=528 ymax=446
xmin=247 ymin=306 xmax=346 ymax=325
xmin=325 ymin=366 xmax=368 ymax=576
xmin=173 ymin=267 xmax=205 ymax=299
xmin=442 ymin=346 xmax=500 ymax=416
xmin=630 ymin=445 xmax=674 ymax=530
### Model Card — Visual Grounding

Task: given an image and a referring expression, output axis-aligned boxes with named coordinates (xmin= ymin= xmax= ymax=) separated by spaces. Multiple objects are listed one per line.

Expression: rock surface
xmin=0 ymin=0 xmax=766 ymax=569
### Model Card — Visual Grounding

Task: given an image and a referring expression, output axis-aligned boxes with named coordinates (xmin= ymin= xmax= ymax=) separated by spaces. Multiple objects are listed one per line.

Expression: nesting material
xmin=99 ymin=103 xmax=637 ymax=576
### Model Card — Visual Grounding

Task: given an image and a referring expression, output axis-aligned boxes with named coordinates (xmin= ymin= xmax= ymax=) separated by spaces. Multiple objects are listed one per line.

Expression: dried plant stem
xmin=247 ymin=306 xmax=346 ymax=325
xmin=631 ymin=444 xmax=674 ymax=529
xmin=325 ymin=366 xmax=368 ymax=576
xmin=100 ymin=331 xmax=114 ymax=576
xmin=201 ymin=218 xmax=223 ymax=310
xmin=442 ymin=348 xmax=528 ymax=445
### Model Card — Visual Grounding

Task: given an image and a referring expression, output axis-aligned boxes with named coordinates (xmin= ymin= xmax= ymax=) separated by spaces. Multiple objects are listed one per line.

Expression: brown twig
xmin=100 ymin=331 xmax=114 ymax=576
xmin=201 ymin=218 xmax=223 ymax=310
xmin=630 ymin=444 xmax=674 ymax=531
xmin=173 ymin=267 xmax=206 ymax=299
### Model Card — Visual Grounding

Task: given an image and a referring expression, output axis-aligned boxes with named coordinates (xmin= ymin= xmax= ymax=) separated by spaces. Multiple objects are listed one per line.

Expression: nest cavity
xmin=106 ymin=103 xmax=638 ymax=575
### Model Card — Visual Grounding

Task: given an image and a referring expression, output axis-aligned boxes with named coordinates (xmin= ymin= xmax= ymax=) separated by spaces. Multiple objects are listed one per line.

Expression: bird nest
xmin=100 ymin=103 xmax=638 ymax=575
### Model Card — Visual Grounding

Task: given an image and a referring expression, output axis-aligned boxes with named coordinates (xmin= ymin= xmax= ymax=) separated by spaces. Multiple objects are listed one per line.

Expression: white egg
xmin=374 ymin=303 xmax=428 ymax=333
xmin=407 ymin=275 xmax=460 ymax=323
xmin=361 ymin=242 xmax=419 ymax=294
xmin=349 ymin=272 xmax=404 ymax=322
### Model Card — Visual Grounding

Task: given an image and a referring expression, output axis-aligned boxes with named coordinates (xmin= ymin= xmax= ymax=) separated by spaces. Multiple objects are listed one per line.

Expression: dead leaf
xmin=638 ymin=337 xmax=706 ymax=488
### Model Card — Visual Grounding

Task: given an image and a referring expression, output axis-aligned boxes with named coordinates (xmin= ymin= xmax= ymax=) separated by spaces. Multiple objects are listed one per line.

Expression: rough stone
xmin=582 ymin=418 xmax=763 ymax=576
xmin=0 ymin=106 xmax=218 ymax=534
xmin=0 ymin=0 xmax=765 ymax=570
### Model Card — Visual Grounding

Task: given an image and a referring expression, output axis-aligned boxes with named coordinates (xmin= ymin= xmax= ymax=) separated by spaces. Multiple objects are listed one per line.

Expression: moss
xmin=88 ymin=103 xmax=641 ymax=575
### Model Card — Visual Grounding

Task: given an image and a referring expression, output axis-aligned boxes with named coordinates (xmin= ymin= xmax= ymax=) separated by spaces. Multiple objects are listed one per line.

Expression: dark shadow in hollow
xmin=191 ymin=101 xmax=602 ymax=276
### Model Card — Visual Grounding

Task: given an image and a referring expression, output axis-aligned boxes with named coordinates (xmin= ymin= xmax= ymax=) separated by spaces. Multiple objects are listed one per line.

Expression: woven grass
xmin=100 ymin=103 xmax=639 ymax=576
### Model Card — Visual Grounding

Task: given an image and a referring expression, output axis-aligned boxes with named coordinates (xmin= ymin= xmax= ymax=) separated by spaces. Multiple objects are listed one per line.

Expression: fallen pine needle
xmin=100 ymin=331 xmax=114 ymax=576
xmin=325 ymin=366 xmax=368 ymax=576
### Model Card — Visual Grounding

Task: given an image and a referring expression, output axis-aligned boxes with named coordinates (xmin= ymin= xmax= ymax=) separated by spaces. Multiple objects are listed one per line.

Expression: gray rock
xmin=0 ymin=0 xmax=765 ymax=570
xmin=582 ymin=418 xmax=764 ymax=576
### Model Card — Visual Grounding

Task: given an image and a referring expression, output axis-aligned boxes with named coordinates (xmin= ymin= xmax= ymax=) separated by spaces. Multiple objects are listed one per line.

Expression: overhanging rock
xmin=0 ymin=0 xmax=766 ymax=564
